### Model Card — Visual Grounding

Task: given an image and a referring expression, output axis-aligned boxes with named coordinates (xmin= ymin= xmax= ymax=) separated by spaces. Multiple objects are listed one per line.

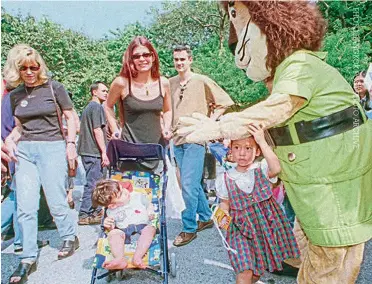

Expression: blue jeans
xmin=1 ymin=188 xmax=22 ymax=248
xmin=174 ymin=143 xmax=211 ymax=233
xmin=79 ymin=155 xmax=103 ymax=218
xmin=15 ymin=141 xmax=76 ymax=261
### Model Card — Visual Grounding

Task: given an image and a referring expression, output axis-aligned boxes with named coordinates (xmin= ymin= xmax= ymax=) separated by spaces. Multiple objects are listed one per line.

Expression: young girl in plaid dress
xmin=216 ymin=124 xmax=299 ymax=284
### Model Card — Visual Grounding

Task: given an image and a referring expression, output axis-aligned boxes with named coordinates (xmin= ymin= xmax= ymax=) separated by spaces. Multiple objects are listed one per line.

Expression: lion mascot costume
xmin=178 ymin=1 xmax=372 ymax=283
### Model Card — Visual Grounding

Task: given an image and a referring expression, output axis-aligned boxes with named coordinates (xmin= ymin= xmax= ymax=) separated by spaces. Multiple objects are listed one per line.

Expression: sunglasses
xmin=132 ymin=52 xmax=152 ymax=60
xmin=19 ymin=65 xmax=40 ymax=72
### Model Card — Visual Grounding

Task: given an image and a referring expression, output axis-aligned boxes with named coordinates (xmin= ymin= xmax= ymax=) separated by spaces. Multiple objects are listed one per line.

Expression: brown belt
xmin=268 ymin=106 xmax=365 ymax=146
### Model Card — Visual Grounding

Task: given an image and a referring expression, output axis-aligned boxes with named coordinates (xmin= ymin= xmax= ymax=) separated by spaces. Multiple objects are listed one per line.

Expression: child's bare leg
xmin=236 ymin=270 xmax=258 ymax=284
xmin=103 ymin=229 xmax=128 ymax=270
xmin=132 ymin=225 xmax=156 ymax=268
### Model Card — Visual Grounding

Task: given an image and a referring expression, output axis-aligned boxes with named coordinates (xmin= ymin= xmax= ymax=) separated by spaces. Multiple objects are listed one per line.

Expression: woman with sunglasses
xmin=105 ymin=36 xmax=172 ymax=168
xmin=3 ymin=44 xmax=79 ymax=284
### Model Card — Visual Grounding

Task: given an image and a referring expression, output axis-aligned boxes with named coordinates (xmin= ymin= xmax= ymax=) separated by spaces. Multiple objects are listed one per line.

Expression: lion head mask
xmin=222 ymin=1 xmax=326 ymax=82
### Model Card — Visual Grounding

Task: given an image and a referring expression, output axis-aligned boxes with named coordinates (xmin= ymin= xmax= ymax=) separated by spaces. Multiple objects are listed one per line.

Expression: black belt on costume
xmin=268 ymin=106 xmax=365 ymax=146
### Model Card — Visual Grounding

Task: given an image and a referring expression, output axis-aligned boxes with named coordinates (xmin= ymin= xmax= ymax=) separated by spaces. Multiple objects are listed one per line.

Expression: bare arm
xmin=1 ymin=140 xmax=11 ymax=172
xmin=161 ymin=77 xmax=172 ymax=139
xmin=4 ymin=118 xmax=22 ymax=161
xmin=93 ymin=127 xmax=109 ymax=167
xmin=248 ymin=124 xmax=281 ymax=178
xmin=63 ymin=109 xmax=78 ymax=168
xmin=219 ymin=199 xmax=230 ymax=213
xmin=72 ymin=109 xmax=80 ymax=133
xmin=63 ymin=109 xmax=77 ymax=143
xmin=105 ymin=77 xmax=125 ymax=138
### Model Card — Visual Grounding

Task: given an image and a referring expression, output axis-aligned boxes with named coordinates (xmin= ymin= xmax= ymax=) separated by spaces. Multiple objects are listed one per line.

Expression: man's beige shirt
xmin=170 ymin=73 xmax=234 ymax=145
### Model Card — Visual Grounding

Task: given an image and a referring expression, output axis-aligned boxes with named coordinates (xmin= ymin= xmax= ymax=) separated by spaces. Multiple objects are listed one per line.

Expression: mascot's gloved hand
xmin=177 ymin=112 xmax=251 ymax=143
xmin=219 ymin=113 xmax=251 ymax=140
xmin=177 ymin=113 xmax=222 ymax=143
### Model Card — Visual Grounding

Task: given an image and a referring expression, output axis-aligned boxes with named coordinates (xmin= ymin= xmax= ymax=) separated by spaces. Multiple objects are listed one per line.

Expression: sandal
xmin=173 ymin=232 xmax=197 ymax=247
xmin=9 ymin=262 xmax=37 ymax=284
xmin=57 ymin=236 xmax=79 ymax=260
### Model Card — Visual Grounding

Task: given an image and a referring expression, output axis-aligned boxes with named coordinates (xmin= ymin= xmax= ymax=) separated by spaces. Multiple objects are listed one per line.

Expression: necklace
xmin=179 ymin=76 xmax=193 ymax=101
xmin=145 ymin=83 xmax=150 ymax=96
xmin=24 ymin=85 xmax=37 ymax=99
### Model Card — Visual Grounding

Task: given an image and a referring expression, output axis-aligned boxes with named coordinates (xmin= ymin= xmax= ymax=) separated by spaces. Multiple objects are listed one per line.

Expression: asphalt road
xmin=1 ymin=187 xmax=371 ymax=284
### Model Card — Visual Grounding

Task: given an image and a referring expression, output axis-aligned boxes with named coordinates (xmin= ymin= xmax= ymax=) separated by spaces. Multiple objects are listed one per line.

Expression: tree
xmin=2 ymin=1 xmax=371 ymax=112
xmin=149 ymin=0 xmax=228 ymax=53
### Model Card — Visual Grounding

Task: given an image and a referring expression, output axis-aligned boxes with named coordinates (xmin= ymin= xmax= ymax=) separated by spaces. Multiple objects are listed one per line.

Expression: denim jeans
xmin=174 ymin=143 xmax=212 ymax=233
xmin=15 ymin=141 xmax=76 ymax=261
xmin=1 ymin=189 xmax=21 ymax=248
xmin=79 ymin=155 xmax=103 ymax=218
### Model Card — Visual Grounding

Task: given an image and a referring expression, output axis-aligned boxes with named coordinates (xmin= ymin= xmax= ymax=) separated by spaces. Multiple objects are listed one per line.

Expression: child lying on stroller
xmin=92 ymin=180 xmax=156 ymax=270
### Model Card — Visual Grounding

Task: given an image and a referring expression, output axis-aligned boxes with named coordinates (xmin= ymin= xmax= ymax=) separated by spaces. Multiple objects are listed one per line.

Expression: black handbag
xmin=203 ymin=146 xmax=216 ymax=180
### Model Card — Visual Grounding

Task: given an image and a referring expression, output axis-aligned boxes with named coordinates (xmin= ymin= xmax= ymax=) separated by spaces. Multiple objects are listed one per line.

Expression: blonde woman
xmin=4 ymin=44 xmax=79 ymax=284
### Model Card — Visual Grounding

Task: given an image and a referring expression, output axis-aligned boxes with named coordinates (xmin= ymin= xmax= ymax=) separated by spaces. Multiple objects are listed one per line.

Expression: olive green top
xmin=271 ymin=50 xmax=372 ymax=246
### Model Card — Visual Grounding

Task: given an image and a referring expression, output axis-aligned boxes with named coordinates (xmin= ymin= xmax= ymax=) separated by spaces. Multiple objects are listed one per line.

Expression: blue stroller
xmin=90 ymin=140 xmax=176 ymax=283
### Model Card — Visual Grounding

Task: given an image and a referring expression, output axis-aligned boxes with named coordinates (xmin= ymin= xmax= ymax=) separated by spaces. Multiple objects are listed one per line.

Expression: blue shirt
xmin=1 ymin=94 xmax=16 ymax=173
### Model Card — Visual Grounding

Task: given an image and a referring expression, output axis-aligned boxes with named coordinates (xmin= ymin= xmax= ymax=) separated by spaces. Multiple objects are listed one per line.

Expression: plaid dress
xmin=225 ymin=168 xmax=300 ymax=275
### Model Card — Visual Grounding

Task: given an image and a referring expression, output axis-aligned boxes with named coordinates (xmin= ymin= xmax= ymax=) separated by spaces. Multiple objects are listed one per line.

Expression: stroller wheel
xmin=170 ymin=253 xmax=177 ymax=277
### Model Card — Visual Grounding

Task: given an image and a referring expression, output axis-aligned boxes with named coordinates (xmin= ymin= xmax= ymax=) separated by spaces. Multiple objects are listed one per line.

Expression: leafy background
xmin=1 ymin=0 xmax=371 ymax=113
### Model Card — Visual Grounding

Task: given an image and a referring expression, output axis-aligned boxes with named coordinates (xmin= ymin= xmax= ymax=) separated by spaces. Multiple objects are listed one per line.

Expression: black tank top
xmin=121 ymin=79 xmax=164 ymax=146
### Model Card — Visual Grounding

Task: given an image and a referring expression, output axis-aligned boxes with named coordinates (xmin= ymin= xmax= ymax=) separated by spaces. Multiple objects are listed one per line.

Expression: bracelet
xmin=67 ymin=141 xmax=76 ymax=145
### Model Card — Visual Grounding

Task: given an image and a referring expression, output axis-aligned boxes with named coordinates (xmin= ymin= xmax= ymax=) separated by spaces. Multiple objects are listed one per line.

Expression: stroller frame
xmin=90 ymin=140 xmax=175 ymax=284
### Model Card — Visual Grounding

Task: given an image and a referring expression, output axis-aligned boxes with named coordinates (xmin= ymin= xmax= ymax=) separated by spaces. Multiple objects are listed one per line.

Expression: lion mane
xmin=222 ymin=1 xmax=327 ymax=78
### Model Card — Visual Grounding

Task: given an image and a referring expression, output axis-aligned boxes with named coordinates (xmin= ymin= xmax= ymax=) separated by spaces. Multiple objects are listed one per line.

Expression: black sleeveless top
xmin=121 ymin=79 xmax=164 ymax=146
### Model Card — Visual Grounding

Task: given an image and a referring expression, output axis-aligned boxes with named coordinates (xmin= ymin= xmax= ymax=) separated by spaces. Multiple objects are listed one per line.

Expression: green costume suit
xmin=272 ymin=50 xmax=372 ymax=247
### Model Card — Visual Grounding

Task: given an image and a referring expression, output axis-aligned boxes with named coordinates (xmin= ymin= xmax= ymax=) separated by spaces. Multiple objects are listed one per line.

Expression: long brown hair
xmin=117 ymin=36 xmax=161 ymax=127
xmin=119 ymin=36 xmax=160 ymax=80
xmin=222 ymin=1 xmax=327 ymax=78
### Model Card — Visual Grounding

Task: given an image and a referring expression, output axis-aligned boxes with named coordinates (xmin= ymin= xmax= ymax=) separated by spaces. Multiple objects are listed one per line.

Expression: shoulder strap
xmin=158 ymin=78 xmax=162 ymax=96
xmin=49 ymin=80 xmax=66 ymax=140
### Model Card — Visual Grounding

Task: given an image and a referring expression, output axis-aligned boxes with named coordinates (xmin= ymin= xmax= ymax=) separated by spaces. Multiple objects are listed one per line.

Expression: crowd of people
xmin=1 ymin=34 xmax=371 ymax=284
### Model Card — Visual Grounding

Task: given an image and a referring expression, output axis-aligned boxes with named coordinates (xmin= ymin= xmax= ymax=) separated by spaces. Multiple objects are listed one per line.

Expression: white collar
xmin=227 ymin=162 xmax=260 ymax=180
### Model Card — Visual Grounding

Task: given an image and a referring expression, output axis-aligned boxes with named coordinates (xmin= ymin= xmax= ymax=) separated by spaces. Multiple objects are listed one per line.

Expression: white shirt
xmin=106 ymin=192 xmax=150 ymax=229
xmin=216 ymin=159 xmax=278 ymax=200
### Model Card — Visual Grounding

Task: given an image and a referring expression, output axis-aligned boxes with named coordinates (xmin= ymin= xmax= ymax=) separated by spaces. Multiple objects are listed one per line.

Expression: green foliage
xmin=192 ymin=37 xmax=267 ymax=105
xmin=323 ymin=22 xmax=371 ymax=84
xmin=1 ymin=11 xmax=115 ymax=111
xmin=1 ymin=1 xmax=371 ymax=113
xmin=149 ymin=0 xmax=227 ymax=49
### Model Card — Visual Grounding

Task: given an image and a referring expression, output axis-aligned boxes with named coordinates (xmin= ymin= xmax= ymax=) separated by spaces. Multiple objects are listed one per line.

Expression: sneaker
xmin=78 ymin=212 xmax=103 ymax=225
xmin=196 ymin=220 xmax=214 ymax=232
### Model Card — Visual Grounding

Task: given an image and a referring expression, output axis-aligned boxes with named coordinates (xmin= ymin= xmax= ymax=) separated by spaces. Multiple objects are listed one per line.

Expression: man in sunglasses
xmin=77 ymin=81 xmax=110 ymax=225
xmin=169 ymin=45 xmax=234 ymax=247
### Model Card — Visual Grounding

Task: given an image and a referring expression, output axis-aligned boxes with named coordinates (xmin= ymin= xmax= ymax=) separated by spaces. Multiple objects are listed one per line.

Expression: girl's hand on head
xmin=247 ymin=123 xmax=266 ymax=145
